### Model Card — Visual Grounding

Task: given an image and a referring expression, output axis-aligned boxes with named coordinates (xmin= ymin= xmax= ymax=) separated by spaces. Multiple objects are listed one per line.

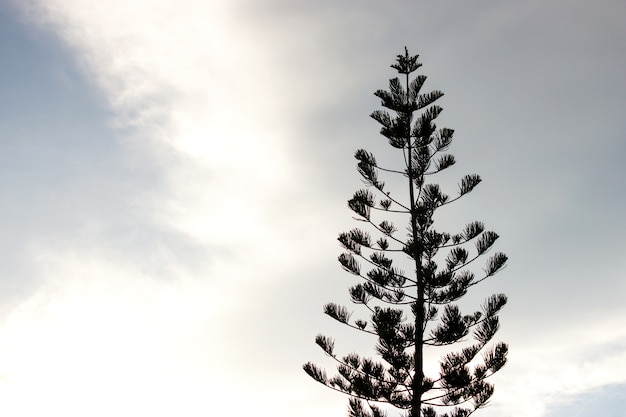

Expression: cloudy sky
xmin=1 ymin=1 xmax=625 ymax=416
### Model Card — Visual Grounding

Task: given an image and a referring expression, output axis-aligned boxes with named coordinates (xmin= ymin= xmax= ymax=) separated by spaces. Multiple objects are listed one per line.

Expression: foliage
xmin=304 ymin=49 xmax=508 ymax=417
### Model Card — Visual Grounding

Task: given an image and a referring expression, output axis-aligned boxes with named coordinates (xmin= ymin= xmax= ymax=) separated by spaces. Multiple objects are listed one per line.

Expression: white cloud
xmin=2 ymin=1 xmax=346 ymax=415
xmin=0 ymin=248 xmax=220 ymax=416
xmin=16 ymin=0 xmax=345 ymax=292
xmin=0 ymin=243 xmax=348 ymax=416
xmin=480 ymin=315 xmax=626 ymax=417
xmin=22 ymin=0 xmax=293 ymax=242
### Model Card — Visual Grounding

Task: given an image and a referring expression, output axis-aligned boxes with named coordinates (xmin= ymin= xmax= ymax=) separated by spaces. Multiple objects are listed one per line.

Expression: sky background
xmin=0 ymin=1 xmax=625 ymax=416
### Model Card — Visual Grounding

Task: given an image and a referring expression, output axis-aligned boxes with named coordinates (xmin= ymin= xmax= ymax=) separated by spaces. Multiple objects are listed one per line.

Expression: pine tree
xmin=304 ymin=49 xmax=509 ymax=417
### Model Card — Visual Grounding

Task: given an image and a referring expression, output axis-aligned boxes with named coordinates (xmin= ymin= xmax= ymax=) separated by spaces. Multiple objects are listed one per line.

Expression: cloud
xmin=2 ymin=1 xmax=351 ymax=415
xmin=0 ymin=244 xmax=347 ymax=416
xmin=0 ymin=248 xmax=217 ymax=415
xmin=472 ymin=312 xmax=626 ymax=417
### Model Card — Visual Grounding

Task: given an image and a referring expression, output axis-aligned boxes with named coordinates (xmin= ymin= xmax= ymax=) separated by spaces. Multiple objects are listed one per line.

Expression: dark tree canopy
xmin=304 ymin=49 xmax=509 ymax=417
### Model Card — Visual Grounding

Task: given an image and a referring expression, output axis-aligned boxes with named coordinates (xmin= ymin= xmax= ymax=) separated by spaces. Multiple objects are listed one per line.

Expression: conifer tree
xmin=304 ymin=49 xmax=509 ymax=417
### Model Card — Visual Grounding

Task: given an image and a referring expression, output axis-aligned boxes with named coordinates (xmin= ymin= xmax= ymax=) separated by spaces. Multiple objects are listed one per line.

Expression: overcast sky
xmin=0 ymin=1 xmax=625 ymax=416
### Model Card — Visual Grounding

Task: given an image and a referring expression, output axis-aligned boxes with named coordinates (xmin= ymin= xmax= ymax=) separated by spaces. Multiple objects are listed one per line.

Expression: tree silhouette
xmin=304 ymin=49 xmax=509 ymax=417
